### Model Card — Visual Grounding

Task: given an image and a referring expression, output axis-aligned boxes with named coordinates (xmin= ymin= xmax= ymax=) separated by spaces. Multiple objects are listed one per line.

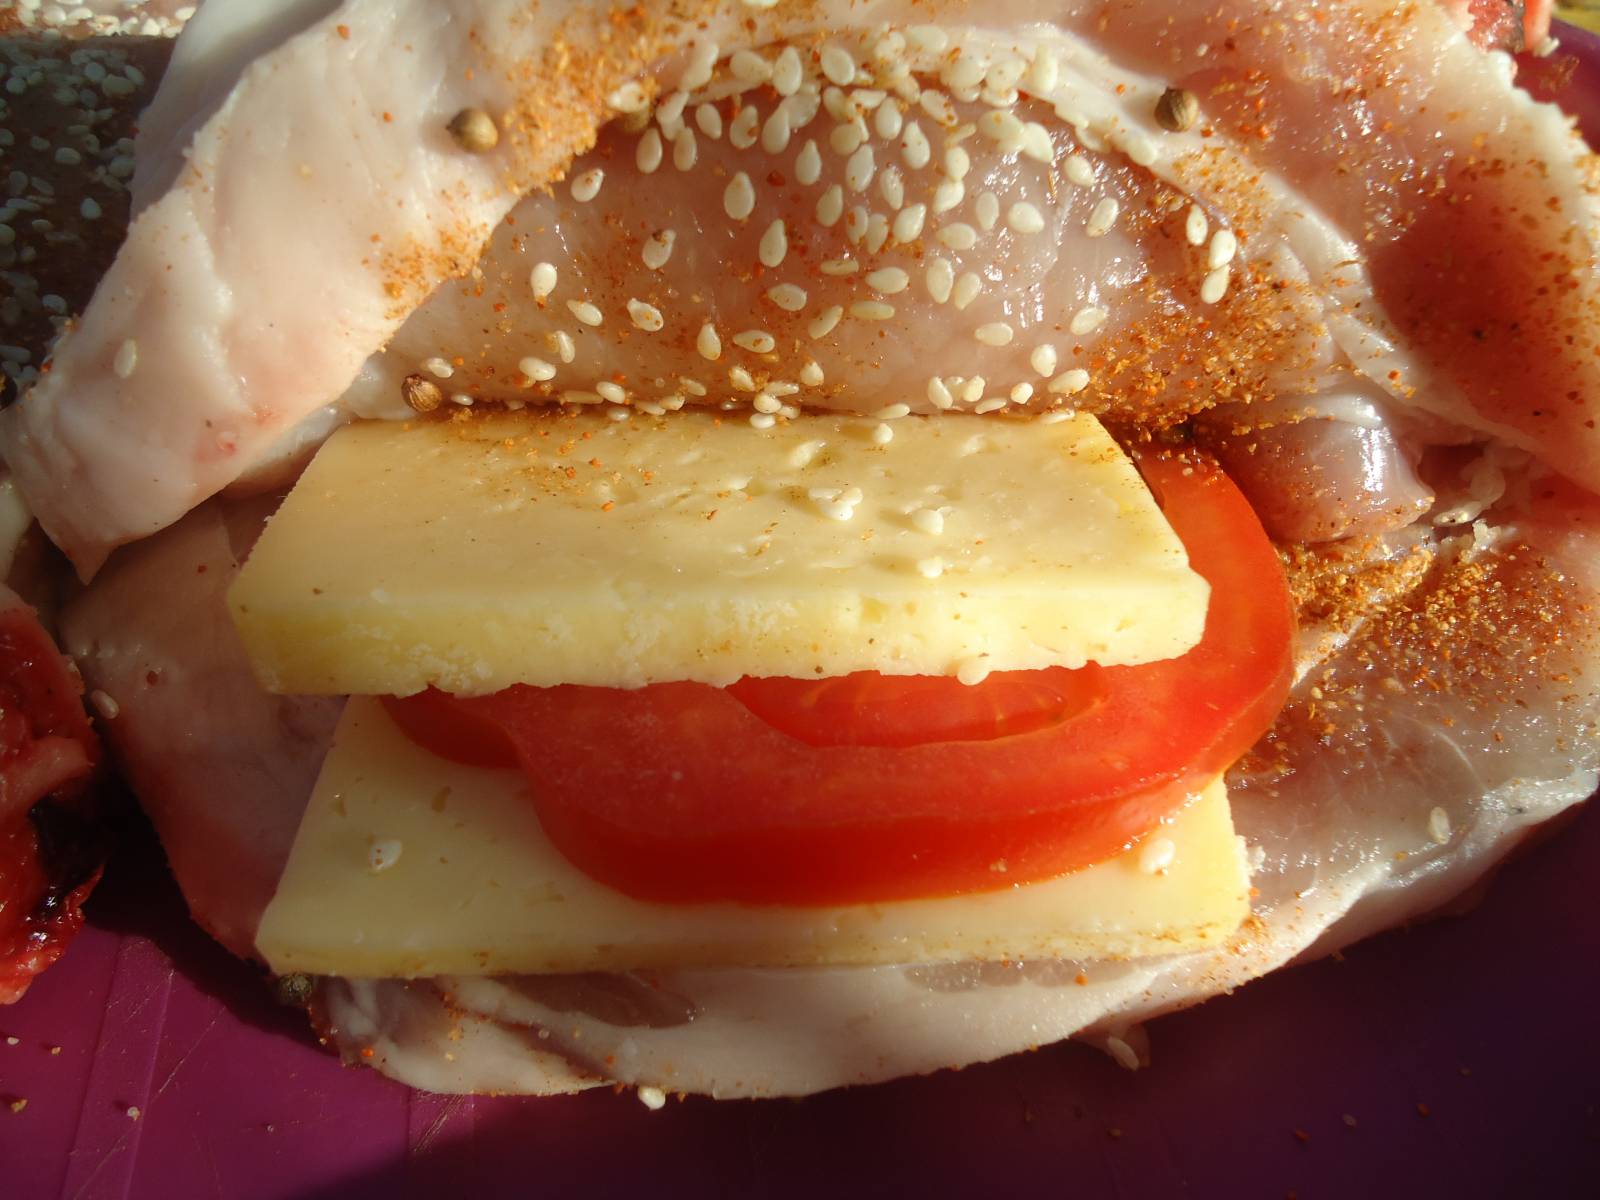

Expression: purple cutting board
xmin=6 ymin=22 xmax=1600 ymax=1200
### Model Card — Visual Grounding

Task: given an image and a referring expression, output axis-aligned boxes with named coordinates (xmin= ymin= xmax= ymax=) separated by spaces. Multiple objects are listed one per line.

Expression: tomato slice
xmin=386 ymin=450 xmax=1293 ymax=905
xmin=0 ymin=590 xmax=102 ymax=1003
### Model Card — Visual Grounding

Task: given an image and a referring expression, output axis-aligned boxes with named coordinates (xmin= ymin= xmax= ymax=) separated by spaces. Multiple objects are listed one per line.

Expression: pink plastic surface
xmin=5 ymin=20 xmax=1600 ymax=1200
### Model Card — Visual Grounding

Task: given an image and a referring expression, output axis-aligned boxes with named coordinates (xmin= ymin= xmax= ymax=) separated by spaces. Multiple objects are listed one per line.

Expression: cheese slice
xmin=229 ymin=410 xmax=1208 ymax=694
xmin=256 ymin=698 xmax=1251 ymax=978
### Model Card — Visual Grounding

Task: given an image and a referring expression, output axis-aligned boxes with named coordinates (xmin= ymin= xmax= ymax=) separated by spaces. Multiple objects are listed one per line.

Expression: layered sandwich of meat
xmin=4 ymin=0 xmax=1599 ymax=1097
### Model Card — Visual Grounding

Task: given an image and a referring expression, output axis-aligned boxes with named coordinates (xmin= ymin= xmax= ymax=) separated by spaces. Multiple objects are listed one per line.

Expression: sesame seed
xmin=730 ymin=105 xmax=760 ymax=150
xmin=424 ymin=356 xmax=455 ymax=379
xmin=567 ymin=299 xmax=604 ymax=326
xmin=519 ymin=356 xmax=557 ymax=382
xmin=916 ymin=557 xmax=945 ymax=579
xmin=944 ymin=145 xmax=971 ymax=181
xmin=820 ymin=258 xmax=860 ymax=276
xmin=753 ymin=392 xmax=782 ymax=414
xmin=824 ymin=86 xmax=860 ymax=124
xmin=733 ymin=329 xmax=776 ymax=353
xmin=672 ymin=127 xmax=699 ymax=171
xmin=750 ymin=411 xmax=777 ymax=430
xmin=974 ymin=191 xmax=999 ymax=231
xmin=627 ymin=299 xmax=665 ymax=331
xmin=800 ymin=360 xmax=826 ymax=386
xmin=951 ymin=272 xmax=983 ymax=310
xmin=570 ymin=168 xmax=605 ymax=203
xmin=767 ymin=283 xmax=808 ymax=311
xmin=978 ymin=109 xmax=1026 ymax=154
xmin=596 ymin=381 xmax=628 ymax=404
xmin=635 ymin=129 xmax=664 ymax=173
xmin=790 ymin=440 xmax=825 ymax=468
xmin=761 ymin=107 xmax=792 ymax=155
xmin=892 ymin=203 xmax=928 ymax=244
xmin=368 ymin=838 xmax=404 ymax=873
xmin=925 ymin=258 xmax=955 ymax=304
xmin=695 ymin=103 xmax=724 ymax=139
xmin=820 ymin=45 xmax=858 ymax=86
xmin=875 ymin=404 xmax=912 ymax=420
xmin=1010 ymin=382 xmax=1034 ymax=403
xmin=975 ymin=322 xmax=1014 ymax=347
xmin=845 ymin=206 xmax=870 ymax=243
xmin=866 ymin=267 xmax=910 ymax=294
xmin=1026 ymin=50 xmax=1059 ymax=95
xmin=808 ymin=306 xmax=845 ymax=338
xmin=879 ymin=165 xmax=906 ymax=209
xmin=956 ymin=657 xmax=991 ymax=686
xmin=974 ymin=397 xmax=1007 ymax=414
xmin=871 ymin=422 xmax=894 ymax=446
xmin=830 ymin=120 xmax=866 ymax=157
xmin=446 ymin=108 xmax=498 ymax=153
xmin=679 ymin=377 xmax=709 ymax=397
xmin=1069 ymin=306 xmax=1107 ymax=335
xmin=112 ymin=338 xmax=137 ymax=379
xmin=845 ymin=144 xmax=875 ymax=192
xmin=935 ymin=223 xmax=976 ymax=251
xmin=865 ymin=213 xmax=890 ymax=254
xmin=1200 ymin=265 xmax=1230 ymax=304
xmin=729 ymin=366 xmax=757 ymax=391
xmin=851 ymin=301 xmax=896 ymax=321
xmin=907 ymin=25 xmax=951 ymax=53
xmin=1428 ymin=806 xmax=1452 ymax=845
xmin=1030 ymin=344 xmax=1058 ymax=376
xmin=958 ymin=377 xmax=986 ymax=405
xmin=816 ymin=184 xmax=845 ymax=226
xmin=796 ymin=139 xmax=822 ymax=185
xmin=945 ymin=55 xmax=986 ymax=94
xmin=1086 ymin=197 xmax=1120 ymax=238
xmin=1185 ymin=204 xmax=1209 ymax=247
xmin=932 ymin=178 xmax=964 ymax=214
xmin=682 ymin=40 xmax=720 ymax=90
xmin=912 ymin=507 xmax=945 ymax=535
xmin=901 ymin=120 xmax=932 ymax=169
xmin=1039 ymin=409 xmax=1073 ymax=424
xmin=552 ymin=332 xmax=577 ymax=363
xmin=607 ymin=406 xmax=632 ymax=422
xmin=1207 ymin=228 xmax=1238 ymax=269
xmin=641 ymin=229 xmax=677 ymax=271
xmin=1007 ymin=202 xmax=1046 ymax=234
xmin=723 ymin=172 xmax=756 ymax=221
xmin=449 ymin=392 xmax=476 ymax=407
xmin=759 ymin=219 xmax=788 ymax=268
xmin=874 ymin=101 xmax=904 ymax=140
xmin=731 ymin=49 xmax=773 ymax=86
xmin=1049 ymin=368 xmax=1091 ymax=394
xmin=773 ymin=46 xmax=804 ymax=96
xmin=926 ymin=376 xmax=955 ymax=410
xmin=1139 ymin=837 xmax=1176 ymax=874
xmin=607 ymin=80 xmax=651 ymax=114
xmin=657 ymin=90 xmax=689 ymax=130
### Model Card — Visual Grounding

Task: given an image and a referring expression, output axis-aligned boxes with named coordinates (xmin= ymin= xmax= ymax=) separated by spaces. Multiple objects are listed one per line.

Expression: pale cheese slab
xmin=229 ymin=410 xmax=1207 ymax=694
xmin=255 ymin=698 xmax=1251 ymax=977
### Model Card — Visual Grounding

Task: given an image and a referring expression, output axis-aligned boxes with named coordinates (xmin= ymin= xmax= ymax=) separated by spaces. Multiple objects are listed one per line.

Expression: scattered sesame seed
xmin=772 ymin=45 xmax=804 ymax=96
xmin=449 ymin=392 xmax=475 ymax=407
xmin=932 ymin=178 xmax=964 ymax=214
xmin=753 ymin=392 xmax=782 ymax=414
xmin=1428 ymin=806 xmax=1452 ymax=845
xmin=866 ymin=267 xmax=910 ymax=294
xmin=926 ymin=376 xmax=954 ymax=409
xmin=1010 ymin=382 xmax=1035 ymax=404
xmin=845 ymin=205 xmax=870 ymax=243
xmin=682 ymin=40 xmax=720 ymax=90
xmin=1030 ymin=344 xmax=1058 ymax=376
xmin=820 ymin=258 xmax=860 ymax=276
xmin=566 ymin=299 xmax=603 ymax=327
xmin=672 ymin=127 xmax=699 ymax=171
xmin=695 ymin=103 xmax=723 ymax=139
xmin=1200 ymin=265 xmax=1230 ymax=304
xmin=943 ymin=145 xmax=971 ymax=182
xmin=891 ymin=203 xmax=928 ymax=244
xmin=552 ymin=332 xmax=577 ymax=364
xmin=937 ymin=222 xmax=977 ymax=250
xmin=871 ymin=422 xmax=895 ymax=446
xmin=368 ymin=838 xmax=403 ymax=873
xmin=1086 ymin=197 xmax=1120 ymax=238
xmin=112 ymin=338 xmax=137 ymax=379
xmin=767 ymin=283 xmax=808 ymax=312
xmin=951 ymin=272 xmax=983 ymax=309
xmin=446 ymin=107 xmax=498 ymax=153
xmin=759 ymin=219 xmax=788 ymax=268
xmin=808 ymin=306 xmax=844 ymax=339
xmin=800 ymin=360 xmax=825 ymax=387
xmin=723 ymin=171 xmax=756 ymax=221
xmin=423 ymin=356 xmax=454 ymax=379
xmin=851 ymin=301 xmax=896 ymax=321
xmin=730 ymin=105 xmax=760 ymax=150
xmin=530 ymin=262 xmax=558 ymax=301
xmin=1069 ymin=306 xmax=1107 ymax=335
xmin=1065 ymin=154 xmax=1095 ymax=187
xmin=829 ymin=119 xmax=866 ymax=157
xmin=761 ymin=107 xmax=792 ymax=155
xmin=1139 ymin=836 xmax=1177 ymax=874
xmin=925 ymin=258 xmax=955 ymax=304
xmin=874 ymin=101 xmax=904 ymax=140
xmin=975 ymin=322 xmax=1014 ymax=347
xmin=816 ymin=184 xmax=845 ymax=226
xmin=865 ymin=213 xmax=891 ymax=254
xmin=730 ymin=48 xmax=773 ymax=86
xmin=570 ymin=168 xmax=604 ymax=203
xmin=1020 ymin=122 xmax=1055 ymax=163
xmin=733 ymin=329 xmax=776 ymax=353
xmin=795 ymin=139 xmax=822 ymax=186
xmin=1049 ymin=368 xmax=1091 ymax=395
xmin=641 ymin=229 xmax=676 ymax=271
xmin=627 ymin=299 xmax=665 ymax=331
xmin=1207 ymin=228 xmax=1238 ymax=269
xmin=519 ymin=356 xmax=557 ymax=383
xmin=607 ymin=80 xmax=651 ymax=114
xmin=596 ymin=381 xmax=628 ymax=404
xmin=1007 ymin=201 xmax=1046 ymax=234
xmin=820 ymin=45 xmax=858 ymax=87
xmin=915 ymin=556 xmax=944 ymax=579
xmin=974 ymin=191 xmax=999 ymax=232
xmin=1039 ymin=409 xmax=1073 ymax=424
xmin=845 ymin=144 xmax=876 ymax=192
xmin=637 ymin=1086 xmax=668 ymax=1110
xmin=88 ymin=689 xmax=120 ymax=719
xmin=879 ymin=165 xmax=906 ymax=209
xmin=1186 ymin=205 xmax=1210 ymax=247
xmin=901 ymin=120 xmax=932 ymax=169
xmin=729 ymin=366 xmax=756 ymax=391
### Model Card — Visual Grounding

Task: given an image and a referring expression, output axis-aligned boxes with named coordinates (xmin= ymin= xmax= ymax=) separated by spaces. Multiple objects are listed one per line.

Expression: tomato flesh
xmin=386 ymin=451 xmax=1293 ymax=905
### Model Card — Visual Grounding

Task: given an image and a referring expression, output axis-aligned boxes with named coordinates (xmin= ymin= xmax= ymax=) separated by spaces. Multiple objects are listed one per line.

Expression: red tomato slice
xmin=386 ymin=450 xmax=1293 ymax=905
xmin=0 ymin=590 xmax=102 ymax=1004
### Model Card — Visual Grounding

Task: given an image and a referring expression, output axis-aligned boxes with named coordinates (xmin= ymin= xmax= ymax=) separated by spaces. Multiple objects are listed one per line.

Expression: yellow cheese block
xmin=255 ymin=698 xmax=1252 ymax=977
xmin=230 ymin=410 xmax=1207 ymax=694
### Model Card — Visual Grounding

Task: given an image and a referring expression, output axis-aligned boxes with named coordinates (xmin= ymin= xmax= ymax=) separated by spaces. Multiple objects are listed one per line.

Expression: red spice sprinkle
xmin=336 ymin=24 xmax=350 ymax=39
